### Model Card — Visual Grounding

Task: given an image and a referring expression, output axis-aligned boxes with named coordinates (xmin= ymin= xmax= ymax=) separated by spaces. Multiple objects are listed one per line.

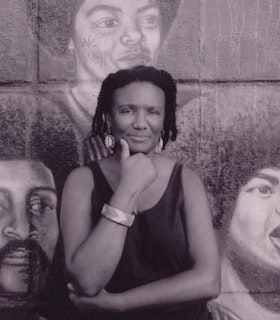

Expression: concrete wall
xmin=0 ymin=0 xmax=280 ymax=319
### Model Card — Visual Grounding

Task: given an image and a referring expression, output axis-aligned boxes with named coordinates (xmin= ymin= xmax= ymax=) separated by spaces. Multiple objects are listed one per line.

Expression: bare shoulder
xmin=181 ymin=166 xmax=206 ymax=195
xmin=64 ymin=165 xmax=94 ymax=190
xmin=181 ymin=166 xmax=201 ymax=182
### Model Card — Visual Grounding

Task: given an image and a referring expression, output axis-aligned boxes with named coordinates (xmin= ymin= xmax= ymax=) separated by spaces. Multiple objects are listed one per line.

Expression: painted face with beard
xmin=229 ymin=168 xmax=280 ymax=273
xmin=0 ymin=160 xmax=58 ymax=305
xmin=70 ymin=0 xmax=161 ymax=81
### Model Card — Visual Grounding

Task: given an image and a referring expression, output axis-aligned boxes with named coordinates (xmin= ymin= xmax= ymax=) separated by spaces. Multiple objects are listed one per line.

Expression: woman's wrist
xmin=110 ymin=182 xmax=140 ymax=214
xmin=101 ymin=204 xmax=135 ymax=227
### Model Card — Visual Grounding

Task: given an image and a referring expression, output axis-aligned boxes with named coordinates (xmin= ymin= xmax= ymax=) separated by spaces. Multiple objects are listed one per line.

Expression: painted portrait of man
xmin=0 ymin=160 xmax=58 ymax=307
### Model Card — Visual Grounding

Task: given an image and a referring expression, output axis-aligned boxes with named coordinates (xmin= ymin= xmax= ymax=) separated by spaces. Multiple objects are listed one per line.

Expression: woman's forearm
xmin=117 ymin=268 xmax=220 ymax=312
xmin=70 ymin=267 xmax=220 ymax=313
xmin=67 ymin=184 xmax=141 ymax=296
xmin=68 ymin=217 xmax=127 ymax=296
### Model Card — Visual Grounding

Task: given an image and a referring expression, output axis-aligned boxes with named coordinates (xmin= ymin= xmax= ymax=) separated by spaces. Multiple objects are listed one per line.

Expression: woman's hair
xmin=26 ymin=0 xmax=181 ymax=56
xmin=92 ymin=65 xmax=177 ymax=149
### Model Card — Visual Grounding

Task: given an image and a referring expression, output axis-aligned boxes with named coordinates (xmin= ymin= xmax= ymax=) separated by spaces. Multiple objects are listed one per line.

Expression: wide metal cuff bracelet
xmin=101 ymin=204 xmax=135 ymax=227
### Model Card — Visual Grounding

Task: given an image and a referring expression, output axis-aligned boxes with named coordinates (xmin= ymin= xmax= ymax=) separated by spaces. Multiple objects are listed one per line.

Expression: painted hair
xmin=92 ymin=65 xmax=178 ymax=149
xmin=199 ymin=88 xmax=280 ymax=231
xmin=165 ymin=86 xmax=280 ymax=233
xmin=26 ymin=0 xmax=181 ymax=56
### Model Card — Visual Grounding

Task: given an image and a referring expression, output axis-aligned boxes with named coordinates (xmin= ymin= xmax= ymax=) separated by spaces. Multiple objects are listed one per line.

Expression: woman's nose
xmin=120 ymin=23 xmax=143 ymax=46
xmin=133 ymin=112 xmax=147 ymax=129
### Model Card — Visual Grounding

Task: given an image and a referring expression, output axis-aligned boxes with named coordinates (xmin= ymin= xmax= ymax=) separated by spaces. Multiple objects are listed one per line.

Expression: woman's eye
xmin=149 ymin=110 xmax=160 ymax=115
xmin=139 ymin=15 xmax=159 ymax=28
xmin=120 ymin=108 xmax=133 ymax=114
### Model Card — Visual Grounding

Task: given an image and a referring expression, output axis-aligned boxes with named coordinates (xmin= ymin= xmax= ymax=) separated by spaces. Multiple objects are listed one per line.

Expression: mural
xmin=0 ymin=159 xmax=58 ymax=317
xmin=166 ymin=86 xmax=280 ymax=320
xmin=0 ymin=1 xmax=182 ymax=318
xmin=26 ymin=0 xmax=182 ymax=164
xmin=205 ymin=87 xmax=280 ymax=320
xmin=1 ymin=0 xmax=280 ymax=319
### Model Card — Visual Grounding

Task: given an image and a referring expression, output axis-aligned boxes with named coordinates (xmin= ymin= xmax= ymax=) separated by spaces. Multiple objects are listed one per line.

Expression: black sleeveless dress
xmin=88 ymin=161 xmax=211 ymax=320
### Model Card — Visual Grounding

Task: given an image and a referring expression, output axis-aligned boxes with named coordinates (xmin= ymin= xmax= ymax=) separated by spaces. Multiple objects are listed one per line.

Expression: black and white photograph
xmin=1 ymin=1 xmax=280 ymax=319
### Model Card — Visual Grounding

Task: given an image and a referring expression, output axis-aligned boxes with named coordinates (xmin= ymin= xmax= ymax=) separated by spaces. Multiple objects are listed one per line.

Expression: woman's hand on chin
xmin=119 ymin=139 xmax=157 ymax=194
xmin=69 ymin=289 xmax=124 ymax=313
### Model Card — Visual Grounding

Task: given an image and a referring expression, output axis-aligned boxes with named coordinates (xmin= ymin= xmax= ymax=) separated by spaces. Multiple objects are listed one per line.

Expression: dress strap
xmin=87 ymin=161 xmax=113 ymax=193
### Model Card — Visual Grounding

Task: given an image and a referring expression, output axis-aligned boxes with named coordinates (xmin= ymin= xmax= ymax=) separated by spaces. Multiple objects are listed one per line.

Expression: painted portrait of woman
xmin=26 ymin=0 xmax=181 ymax=160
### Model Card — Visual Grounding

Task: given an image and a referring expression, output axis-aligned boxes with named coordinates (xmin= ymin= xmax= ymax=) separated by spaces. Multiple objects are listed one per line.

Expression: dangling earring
xmin=158 ymin=137 xmax=163 ymax=150
xmin=155 ymin=135 xmax=163 ymax=153
xmin=104 ymin=133 xmax=115 ymax=149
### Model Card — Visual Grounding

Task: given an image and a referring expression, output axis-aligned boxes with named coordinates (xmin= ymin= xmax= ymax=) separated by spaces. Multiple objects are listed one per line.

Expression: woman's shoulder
xmin=181 ymin=166 xmax=199 ymax=179
xmin=180 ymin=166 xmax=207 ymax=199
xmin=65 ymin=165 xmax=94 ymax=188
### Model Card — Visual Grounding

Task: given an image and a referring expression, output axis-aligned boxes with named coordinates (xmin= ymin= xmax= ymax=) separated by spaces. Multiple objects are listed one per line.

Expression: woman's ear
xmin=106 ymin=114 xmax=112 ymax=127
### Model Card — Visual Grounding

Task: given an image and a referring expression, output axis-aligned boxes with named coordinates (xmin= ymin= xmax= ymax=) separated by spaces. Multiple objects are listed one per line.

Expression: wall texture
xmin=1 ymin=1 xmax=280 ymax=319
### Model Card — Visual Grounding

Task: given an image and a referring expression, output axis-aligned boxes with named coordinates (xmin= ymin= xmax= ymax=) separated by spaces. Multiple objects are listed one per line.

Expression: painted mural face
xmin=0 ymin=160 xmax=58 ymax=298
xmin=71 ymin=0 xmax=161 ymax=81
xmin=230 ymin=168 xmax=280 ymax=272
xmin=110 ymin=81 xmax=165 ymax=155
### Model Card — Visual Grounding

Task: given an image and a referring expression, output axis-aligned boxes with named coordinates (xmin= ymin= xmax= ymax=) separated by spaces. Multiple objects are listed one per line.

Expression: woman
xmin=61 ymin=66 xmax=220 ymax=320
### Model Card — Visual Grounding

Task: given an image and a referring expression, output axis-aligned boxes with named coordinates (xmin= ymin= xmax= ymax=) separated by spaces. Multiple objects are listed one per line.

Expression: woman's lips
xmin=128 ymin=135 xmax=150 ymax=142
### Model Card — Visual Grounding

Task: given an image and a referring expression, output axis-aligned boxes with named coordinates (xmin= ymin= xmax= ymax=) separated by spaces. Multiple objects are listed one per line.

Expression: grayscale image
xmin=0 ymin=1 xmax=280 ymax=319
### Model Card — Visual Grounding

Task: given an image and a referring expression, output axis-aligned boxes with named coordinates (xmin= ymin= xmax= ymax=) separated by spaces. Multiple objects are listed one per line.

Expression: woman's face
xmin=71 ymin=0 xmax=161 ymax=81
xmin=110 ymin=81 xmax=165 ymax=155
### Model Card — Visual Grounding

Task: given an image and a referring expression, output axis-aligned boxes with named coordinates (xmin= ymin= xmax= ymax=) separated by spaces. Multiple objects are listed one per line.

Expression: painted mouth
xmin=269 ymin=226 xmax=280 ymax=253
xmin=117 ymin=53 xmax=151 ymax=66
xmin=2 ymin=248 xmax=31 ymax=266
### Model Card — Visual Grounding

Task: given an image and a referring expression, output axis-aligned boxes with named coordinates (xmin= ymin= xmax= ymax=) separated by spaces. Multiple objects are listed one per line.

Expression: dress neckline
xmin=93 ymin=161 xmax=181 ymax=214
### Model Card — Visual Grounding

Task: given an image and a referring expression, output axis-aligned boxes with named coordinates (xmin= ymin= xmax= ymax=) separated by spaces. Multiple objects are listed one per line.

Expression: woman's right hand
xmin=118 ymin=139 xmax=157 ymax=195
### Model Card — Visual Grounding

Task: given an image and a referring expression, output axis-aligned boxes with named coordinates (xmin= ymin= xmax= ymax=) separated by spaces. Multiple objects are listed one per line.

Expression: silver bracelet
xmin=101 ymin=203 xmax=135 ymax=227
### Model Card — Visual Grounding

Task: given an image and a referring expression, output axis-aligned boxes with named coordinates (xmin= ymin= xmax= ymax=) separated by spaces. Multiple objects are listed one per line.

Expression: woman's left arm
xmin=70 ymin=167 xmax=220 ymax=313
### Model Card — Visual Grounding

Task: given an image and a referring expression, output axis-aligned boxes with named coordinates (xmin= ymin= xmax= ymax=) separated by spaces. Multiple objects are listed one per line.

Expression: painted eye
xmin=97 ymin=18 xmax=119 ymax=28
xmin=247 ymin=184 xmax=274 ymax=197
xmin=257 ymin=185 xmax=273 ymax=194
xmin=0 ymin=204 xmax=7 ymax=216
xmin=139 ymin=15 xmax=159 ymax=28
xmin=29 ymin=200 xmax=54 ymax=216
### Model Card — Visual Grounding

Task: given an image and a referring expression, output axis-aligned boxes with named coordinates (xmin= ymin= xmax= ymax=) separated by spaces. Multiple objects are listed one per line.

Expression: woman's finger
xmin=120 ymin=139 xmax=130 ymax=161
xmin=67 ymin=282 xmax=76 ymax=292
